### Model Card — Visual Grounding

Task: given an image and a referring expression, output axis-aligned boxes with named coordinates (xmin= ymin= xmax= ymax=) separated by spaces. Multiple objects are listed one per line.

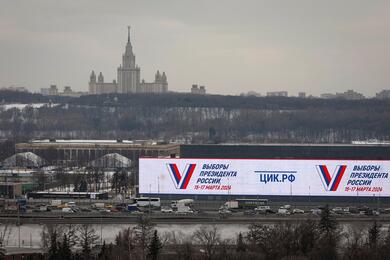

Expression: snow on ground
xmin=5 ymin=224 xmax=249 ymax=247
xmin=4 ymin=223 xmax=389 ymax=248
xmin=1 ymin=103 xmax=58 ymax=110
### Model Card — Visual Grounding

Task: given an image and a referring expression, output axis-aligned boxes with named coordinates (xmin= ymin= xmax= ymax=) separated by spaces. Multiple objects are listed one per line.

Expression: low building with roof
xmin=0 ymin=247 xmax=44 ymax=259
xmin=15 ymin=139 xmax=179 ymax=167
xmin=2 ymin=152 xmax=46 ymax=168
xmin=88 ymin=153 xmax=132 ymax=168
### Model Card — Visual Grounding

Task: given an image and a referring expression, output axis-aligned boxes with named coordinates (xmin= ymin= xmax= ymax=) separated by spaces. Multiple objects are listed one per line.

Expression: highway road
xmin=0 ymin=212 xmax=389 ymax=224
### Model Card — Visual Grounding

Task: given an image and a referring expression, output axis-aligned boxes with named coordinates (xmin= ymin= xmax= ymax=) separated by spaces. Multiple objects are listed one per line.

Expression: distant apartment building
xmin=1 ymin=86 xmax=29 ymax=92
xmin=320 ymin=90 xmax=365 ymax=100
xmin=336 ymin=89 xmax=365 ymax=100
xmin=298 ymin=92 xmax=306 ymax=98
xmin=266 ymin=91 xmax=288 ymax=97
xmin=59 ymin=86 xmax=86 ymax=97
xmin=240 ymin=91 xmax=261 ymax=97
xmin=63 ymin=86 xmax=73 ymax=95
xmin=41 ymin=85 xmax=85 ymax=97
xmin=376 ymin=90 xmax=390 ymax=99
xmin=191 ymin=85 xmax=206 ymax=95
xmin=40 ymin=85 xmax=58 ymax=96
xmin=89 ymin=27 xmax=168 ymax=95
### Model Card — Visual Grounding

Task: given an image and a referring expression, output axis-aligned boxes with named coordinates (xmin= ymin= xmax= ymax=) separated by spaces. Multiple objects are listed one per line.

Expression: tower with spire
xmin=117 ymin=26 xmax=141 ymax=93
xmin=89 ymin=26 xmax=168 ymax=94
xmin=88 ymin=70 xmax=96 ymax=94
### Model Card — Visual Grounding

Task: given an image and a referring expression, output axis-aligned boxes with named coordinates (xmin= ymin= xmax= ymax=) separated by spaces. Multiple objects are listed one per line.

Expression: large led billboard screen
xmin=139 ymin=158 xmax=390 ymax=196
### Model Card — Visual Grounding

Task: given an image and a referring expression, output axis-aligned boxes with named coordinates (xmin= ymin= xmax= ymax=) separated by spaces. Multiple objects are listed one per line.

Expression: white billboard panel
xmin=139 ymin=158 xmax=390 ymax=197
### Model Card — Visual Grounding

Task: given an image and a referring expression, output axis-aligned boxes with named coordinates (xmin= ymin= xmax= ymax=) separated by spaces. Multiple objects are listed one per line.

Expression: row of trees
xmin=43 ymin=217 xmax=162 ymax=260
xmin=42 ymin=206 xmax=390 ymax=260
xmin=33 ymin=167 xmax=132 ymax=195
xmin=2 ymin=90 xmax=390 ymax=111
xmin=1 ymin=91 xmax=390 ymax=143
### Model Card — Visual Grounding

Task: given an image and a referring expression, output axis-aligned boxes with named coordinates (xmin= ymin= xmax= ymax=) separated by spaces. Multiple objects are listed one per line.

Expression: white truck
xmin=220 ymin=200 xmax=239 ymax=210
xmin=92 ymin=202 xmax=105 ymax=209
xmin=175 ymin=199 xmax=194 ymax=214
xmin=277 ymin=205 xmax=291 ymax=215
xmin=51 ymin=200 xmax=62 ymax=207
xmin=277 ymin=208 xmax=290 ymax=215
xmin=39 ymin=205 xmax=48 ymax=212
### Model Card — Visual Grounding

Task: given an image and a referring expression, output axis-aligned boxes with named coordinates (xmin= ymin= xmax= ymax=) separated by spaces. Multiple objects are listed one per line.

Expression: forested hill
xmin=1 ymin=90 xmax=389 ymax=111
xmin=75 ymin=92 xmax=389 ymax=111
xmin=0 ymin=90 xmax=389 ymax=144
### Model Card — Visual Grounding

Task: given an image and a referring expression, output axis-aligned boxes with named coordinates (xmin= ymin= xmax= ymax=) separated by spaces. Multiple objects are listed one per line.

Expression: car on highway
xmin=310 ymin=208 xmax=322 ymax=215
xmin=292 ymin=208 xmax=305 ymax=214
xmin=363 ymin=209 xmax=380 ymax=216
xmin=161 ymin=207 xmax=173 ymax=213
xmin=105 ymin=204 xmax=114 ymax=209
xmin=130 ymin=211 xmax=144 ymax=215
xmin=332 ymin=207 xmax=344 ymax=214
xmin=67 ymin=202 xmax=76 ymax=208
xmin=243 ymin=210 xmax=256 ymax=216
xmin=347 ymin=207 xmax=359 ymax=214
xmin=62 ymin=207 xmax=74 ymax=213
xmin=219 ymin=208 xmax=232 ymax=215
xmin=254 ymin=206 xmax=274 ymax=214
xmin=277 ymin=208 xmax=290 ymax=215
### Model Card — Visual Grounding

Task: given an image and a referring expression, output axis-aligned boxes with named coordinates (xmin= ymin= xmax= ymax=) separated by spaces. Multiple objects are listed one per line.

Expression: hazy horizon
xmin=1 ymin=0 xmax=389 ymax=96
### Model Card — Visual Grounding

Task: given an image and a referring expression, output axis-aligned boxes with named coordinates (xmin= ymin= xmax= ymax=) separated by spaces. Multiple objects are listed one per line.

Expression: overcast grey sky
xmin=0 ymin=0 xmax=389 ymax=96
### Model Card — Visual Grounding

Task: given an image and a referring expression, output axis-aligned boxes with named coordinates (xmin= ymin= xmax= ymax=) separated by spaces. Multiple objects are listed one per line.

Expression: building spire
xmin=127 ymin=25 xmax=130 ymax=43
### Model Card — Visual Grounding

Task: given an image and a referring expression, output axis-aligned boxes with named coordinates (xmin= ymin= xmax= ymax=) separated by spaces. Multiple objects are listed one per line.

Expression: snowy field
xmin=3 ymin=223 xmax=389 ymax=248
xmin=1 ymin=103 xmax=57 ymax=110
xmin=4 ymin=223 xmax=249 ymax=247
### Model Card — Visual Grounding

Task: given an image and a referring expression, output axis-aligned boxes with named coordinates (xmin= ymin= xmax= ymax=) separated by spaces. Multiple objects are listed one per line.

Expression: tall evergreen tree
xmin=313 ymin=204 xmax=339 ymax=260
xmin=368 ymin=220 xmax=381 ymax=248
xmin=58 ymin=234 xmax=72 ymax=260
xmin=48 ymin=230 xmax=59 ymax=260
xmin=368 ymin=220 xmax=381 ymax=259
xmin=236 ymin=232 xmax=246 ymax=252
xmin=318 ymin=204 xmax=337 ymax=235
xmin=134 ymin=216 xmax=154 ymax=259
xmin=147 ymin=230 xmax=163 ymax=260
xmin=98 ymin=241 xmax=112 ymax=260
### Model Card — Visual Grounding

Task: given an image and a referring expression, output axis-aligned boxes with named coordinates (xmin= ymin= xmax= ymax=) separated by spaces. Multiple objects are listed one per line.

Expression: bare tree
xmin=63 ymin=224 xmax=78 ymax=249
xmin=343 ymin=224 xmax=368 ymax=260
xmin=77 ymin=224 xmax=99 ymax=259
xmin=41 ymin=224 xmax=60 ymax=251
xmin=41 ymin=224 xmax=78 ymax=252
xmin=163 ymin=230 xmax=194 ymax=260
xmin=193 ymin=225 xmax=220 ymax=260
xmin=246 ymin=224 xmax=275 ymax=258
xmin=111 ymin=169 xmax=131 ymax=195
xmin=246 ymin=222 xmax=316 ymax=259
xmin=114 ymin=227 xmax=137 ymax=260
xmin=180 ymin=241 xmax=195 ymax=260
xmin=0 ymin=223 xmax=11 ymax=247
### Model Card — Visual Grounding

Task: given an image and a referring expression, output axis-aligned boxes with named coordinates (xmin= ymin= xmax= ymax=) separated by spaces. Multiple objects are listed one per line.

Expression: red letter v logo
xmin=167 ymin=163 xmax=196 ymax=189
xmin=316 ymin=165 xmax=347 ymax=191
